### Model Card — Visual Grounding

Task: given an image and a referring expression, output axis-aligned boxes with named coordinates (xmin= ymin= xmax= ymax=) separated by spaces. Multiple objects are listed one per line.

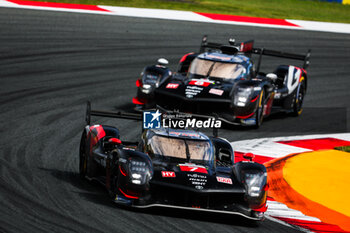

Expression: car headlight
xmin=140 ymin=84 xmax=153 ymax=94
xmin=234 ymin=87 xmax=253 ymax=107
xmin=129 ymin=160 xmax=151 ymax=185
xmin=143 ymin=84 xmax=151 ymax=89
xmin=243 ymin=171 xmax=266 ymax=197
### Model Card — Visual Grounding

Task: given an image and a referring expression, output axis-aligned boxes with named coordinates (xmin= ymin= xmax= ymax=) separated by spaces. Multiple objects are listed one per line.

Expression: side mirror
xmin=157 ymin=58 xmax=169 ymax=66
xmin=218 ymin=148 xmax=233 ymax=165
xmin=243 ymin=153 xmax=255 ymax=161
xmin=108 ymin=138 xmax=122 ymax=145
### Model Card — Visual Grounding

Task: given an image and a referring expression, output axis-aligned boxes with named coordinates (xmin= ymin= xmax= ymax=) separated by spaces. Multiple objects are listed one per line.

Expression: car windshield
xmin=188 ymin=57 xmax=246 ymax=80
xmin=148 ymin=135 xmax=212 ymax=162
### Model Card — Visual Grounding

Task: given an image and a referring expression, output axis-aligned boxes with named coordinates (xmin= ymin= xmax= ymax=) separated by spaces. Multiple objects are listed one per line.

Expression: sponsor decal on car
xmin=185 ymin=85 xmax=203 ymax=98
xmin=206 ymin=54 xmax=231 ymax=61
xmin=189 ymin=79 xmax=214 ymax=87
xmin=209 ymin=88 xmax=224 ymax=96
xmin=166 ymin=83 xmax=179 ymax=89
xmin=216 ymin=176 xmax=233 ymax=184
xmin=187 ymin=173 xmax=207 ymax=188
xmin=241 ymin=118 xmax=256 ymax=125
xmin=161 ymin=171 xmax=176 ymax=177
xmin=168 ymin=131 xmax=202 ymax=139
xmin=179 ymin=163 xmax=208 ymax=174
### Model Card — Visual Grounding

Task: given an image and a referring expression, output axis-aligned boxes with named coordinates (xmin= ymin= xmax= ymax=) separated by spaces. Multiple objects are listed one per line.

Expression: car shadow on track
xmin=40 ymin=167 xmax=260 ymax=228
xmin=39 ymin=168 xmax=113 ymax=207
xmin=122 ymin=206 xmax=260 ymax=228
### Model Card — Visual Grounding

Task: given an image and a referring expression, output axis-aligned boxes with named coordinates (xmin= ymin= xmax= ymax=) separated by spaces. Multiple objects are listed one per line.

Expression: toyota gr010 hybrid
xmin=79 ymin=102 xmax=268 ymax=220
xmin=133 ymin=36 xmax=311 ymax=128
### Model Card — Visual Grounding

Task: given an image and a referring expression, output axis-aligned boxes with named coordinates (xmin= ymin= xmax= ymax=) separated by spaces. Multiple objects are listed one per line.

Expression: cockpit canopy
xmin=147 ymin=134 xmax=213 ymax=163
xmin=188 ymin=57 xmax=246 ymax=80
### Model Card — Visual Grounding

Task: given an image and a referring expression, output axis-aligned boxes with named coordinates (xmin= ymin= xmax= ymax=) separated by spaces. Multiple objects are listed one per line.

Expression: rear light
xmin=136 ymin=79 xmax=142 ymax=87
xmin=240 ymin=40 xmax=254 ymax=52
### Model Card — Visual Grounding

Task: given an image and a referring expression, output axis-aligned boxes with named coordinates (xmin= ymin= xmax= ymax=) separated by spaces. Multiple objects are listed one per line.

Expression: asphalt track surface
xmin=1 ymin=7 xmax=350 ymax=233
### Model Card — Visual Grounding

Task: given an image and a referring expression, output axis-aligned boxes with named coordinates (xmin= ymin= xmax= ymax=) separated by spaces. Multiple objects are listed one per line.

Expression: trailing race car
xmin=79 ymin=102 xmax=268 ymax=220
xmin=133 ymin=36 xmax=311 ymax=127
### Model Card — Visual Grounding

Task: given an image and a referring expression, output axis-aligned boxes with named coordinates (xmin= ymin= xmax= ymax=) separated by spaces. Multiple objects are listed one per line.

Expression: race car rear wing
xmin=252 ymin=47 xmax=311 ymax=73
xmin=85 ymin=101 xmax=141 ymax=126
xmin=199 ymin=35 xmax=311 ymax=71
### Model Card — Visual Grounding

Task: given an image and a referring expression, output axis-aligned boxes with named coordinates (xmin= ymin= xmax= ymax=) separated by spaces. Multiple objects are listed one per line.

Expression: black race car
xmin=79 ymin=102 xmax=268 ymax=220
xmin=133 ymin=36 xmax=311 ymax=127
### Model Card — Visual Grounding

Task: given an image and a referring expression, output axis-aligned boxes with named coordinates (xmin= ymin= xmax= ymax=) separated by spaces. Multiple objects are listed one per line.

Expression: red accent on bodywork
xmin=263 ymin=183 xmax=269 ymax=191
xmin=119 ymin=165 xmax=127 ymax=177
xmin=295 ymin=67 xmax=303 ymax=82
xmin=252 ymin=204 xmax=268 ymax=212
xmin=250 ymin=95 xmax=259 ymax=103
xmin=132 ymin=97 xmax=146 ymax=105
xmin=277 ymin=138 xmax=350 ymax=151
xmin=89 ymin=125 xmax=106 ymax=149
xmin=136 ymin=79 xmax=142 ymax=87
xmin=189 ymin=80 xmax=211 ymax=87
xmin=7 ymin=0 xmax=110 ymax=11
xmin=240 ymin=41 xmax=254 ymax=52
xmin=264 ymin=94 xmax=274 ymax=116
xmin=109 ymin=138 xmax=122 ymax=145
xmin=179 ymin=52 xmax=194 ymax=63
xmin=179 ymin=165 xmax=208 ymax=174
xmin=161 ymin=171 xmax=176 ymax=177
xmin=235 ymin=112 xmax=255 ymax=119
xmin=195 ymin=12 xmax=300 ymax=27
xmin=119 ymin=188 xmax=139 ymax=199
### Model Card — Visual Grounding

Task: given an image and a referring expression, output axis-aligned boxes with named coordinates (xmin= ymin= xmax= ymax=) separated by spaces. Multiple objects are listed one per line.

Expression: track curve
xmin=0 ymin=7 xmax=349 ymax=233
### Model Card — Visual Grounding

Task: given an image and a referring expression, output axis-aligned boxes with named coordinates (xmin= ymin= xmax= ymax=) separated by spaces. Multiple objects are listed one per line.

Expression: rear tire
xmin=79 ymin=133 xmax=87 ymax=179
xmin=292 ymin=78 xmax=306 ymax=116
xmin=254 ymin=90 xmax=265 ymax=128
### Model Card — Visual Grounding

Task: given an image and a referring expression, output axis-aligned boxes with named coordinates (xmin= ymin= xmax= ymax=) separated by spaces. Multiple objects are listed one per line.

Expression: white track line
xmin=0 ymin=0 xmax=350 ymax=34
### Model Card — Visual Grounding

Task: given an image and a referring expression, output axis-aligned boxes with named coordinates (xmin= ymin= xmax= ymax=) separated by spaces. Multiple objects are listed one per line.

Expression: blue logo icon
xmin=143 ymin=110 xmax=162 ymax=129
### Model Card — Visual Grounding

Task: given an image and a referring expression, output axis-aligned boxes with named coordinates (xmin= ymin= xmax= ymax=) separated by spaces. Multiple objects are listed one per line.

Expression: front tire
xmin=254 ymin=90 xmax=265 ymax=128
xmin=292 ymin=77 xmax=306 ymax=116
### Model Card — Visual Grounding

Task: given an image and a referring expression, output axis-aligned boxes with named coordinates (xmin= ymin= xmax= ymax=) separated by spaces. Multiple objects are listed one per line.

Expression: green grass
xmin=32 ymin=0 xmax=350 ymax=23
xmin=335 ymin=146 xmax=350 ymax=153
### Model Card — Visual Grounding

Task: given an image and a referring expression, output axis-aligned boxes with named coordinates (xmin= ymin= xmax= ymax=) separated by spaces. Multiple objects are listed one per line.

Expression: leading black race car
xmin=79 ymin=102 xmax=268 ymax=221
xmin=133 ymin=36 xmax=311 ymax=128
